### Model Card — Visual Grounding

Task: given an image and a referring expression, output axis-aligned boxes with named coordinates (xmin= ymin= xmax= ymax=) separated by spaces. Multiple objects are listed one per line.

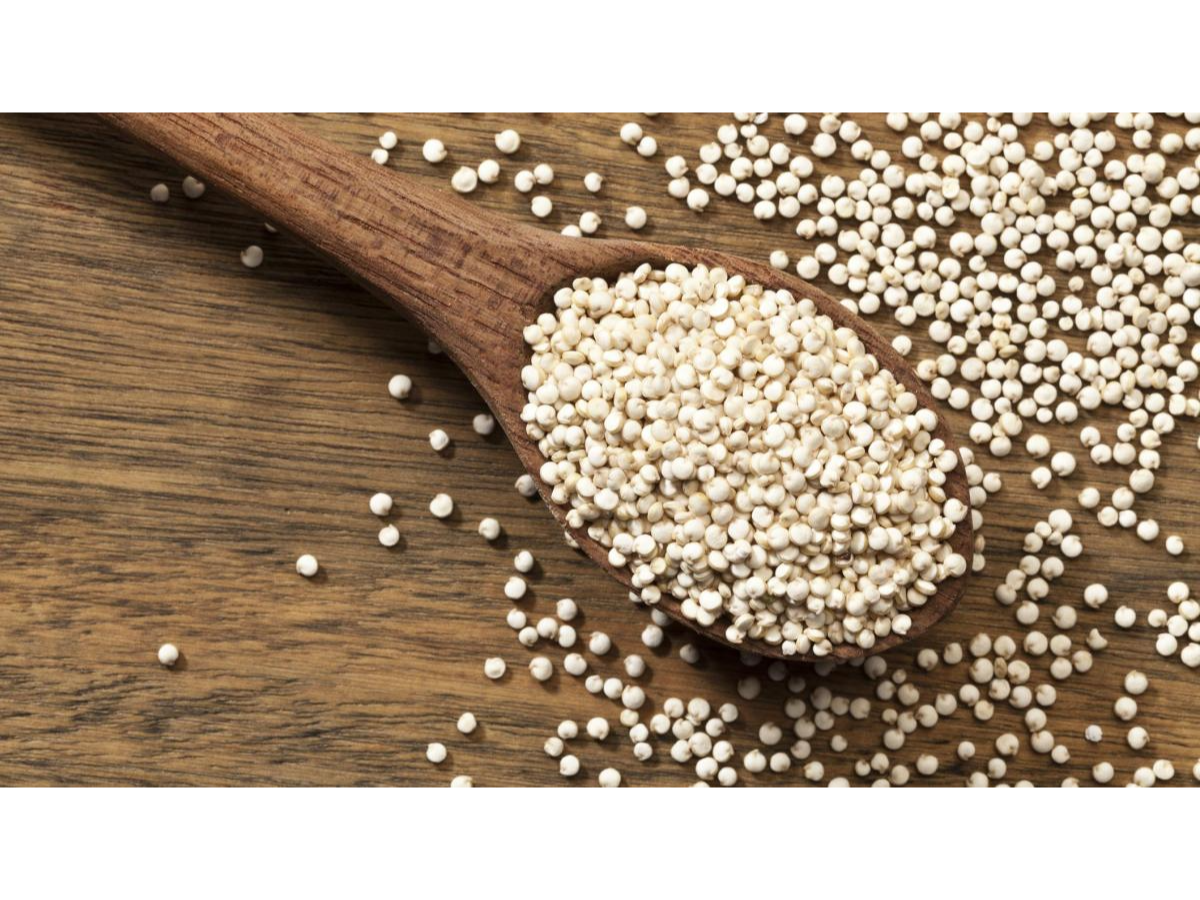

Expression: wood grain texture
xmin=1 ymin=113 xmax=1198 ymax=786
xmin=100 ymin=113 xmax=972 ymax=661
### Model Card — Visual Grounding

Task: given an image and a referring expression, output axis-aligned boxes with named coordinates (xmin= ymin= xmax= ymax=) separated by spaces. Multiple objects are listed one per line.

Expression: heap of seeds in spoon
xmin=521 ymin=263 xmax=969 ymax=656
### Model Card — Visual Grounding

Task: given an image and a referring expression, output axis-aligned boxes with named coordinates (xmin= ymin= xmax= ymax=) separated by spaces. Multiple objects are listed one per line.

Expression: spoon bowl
xmin=102 ymin=113 xmax=972 ymax=662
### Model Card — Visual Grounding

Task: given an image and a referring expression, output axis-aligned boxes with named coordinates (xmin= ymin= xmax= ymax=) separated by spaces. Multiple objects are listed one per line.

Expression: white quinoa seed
xmin=483 ymin=657 xmax=506 ymax=680
xmin=494 ymin=129 xmax=521 ymax=154
xmin=422 ymin=139 xmax=447 ymax=163
xmin=582 ymin=631 xmax=610 ymax=655
xmin=182 ymin=175 xmax=205 ymax=198
xmin=451 ymin=166 xmax=478 ymax=194
xmin=157 ymin=643 xmax=179 ymax=667
xmin=429 ymin=493 xmax=454 ymax=519
xmin=387 ymin=374 xmax=412 ymax=399
xmin=477 ymin=159 xmax=500 ymax=184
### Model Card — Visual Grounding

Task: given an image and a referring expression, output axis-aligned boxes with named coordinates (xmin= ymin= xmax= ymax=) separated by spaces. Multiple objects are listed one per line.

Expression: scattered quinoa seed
xmin=451 ymin=166 xmax=478 ymax=193
xmin=387 ymin=374 xmax=412 ymax=399
xmin=182 ymin=176 xmax=205 ymax=199
xmin=494 ymin=129 xmax=521 ymax=154
xmin=483 ymin=657 xmax=506 ymax=680
xmin=422 ymin=139 xmax=447 ymax=163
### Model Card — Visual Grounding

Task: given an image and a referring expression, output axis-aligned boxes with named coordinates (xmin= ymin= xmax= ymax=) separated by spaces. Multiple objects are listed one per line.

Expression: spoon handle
xmin=102 ymin=113 xmax=554 ymax=371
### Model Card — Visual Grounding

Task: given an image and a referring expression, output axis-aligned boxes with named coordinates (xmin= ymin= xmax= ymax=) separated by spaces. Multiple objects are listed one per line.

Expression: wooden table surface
xmin=2 ymin=113 xmax=1197 ymax=786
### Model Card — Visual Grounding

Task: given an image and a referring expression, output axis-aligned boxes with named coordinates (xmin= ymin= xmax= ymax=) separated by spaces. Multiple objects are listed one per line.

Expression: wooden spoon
xmin=102 ymin=113 xmax=972 ymax=662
